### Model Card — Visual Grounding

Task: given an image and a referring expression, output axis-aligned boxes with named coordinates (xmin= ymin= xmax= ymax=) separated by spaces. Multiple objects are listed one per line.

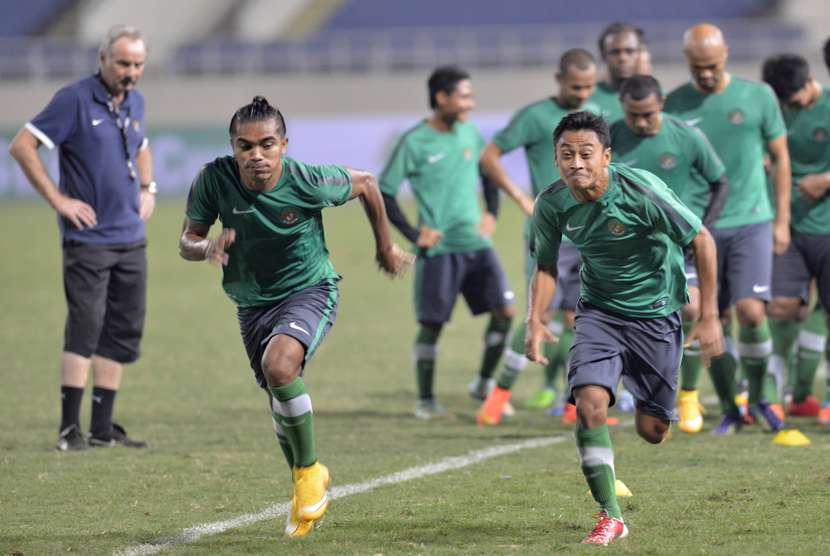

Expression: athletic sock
xmin=680 ymin=319 xmax=702 ymax=391
xmin=576 ymin=424 xmax=621 ymax=519
xmin=271 ymin=411 xmax=294 ymax=469
xmin=739 ymin=320 xmax=772 ymax=406
xmin=60 ymin=386 xmax=84 ymax=431
xmin=414 ymin=326 xmax=440 ymax=400
xmin=477 ymin=315 xmax=512 ymax=380
xmin=89 ymin=386 xmax=117 ymax=436
xmin=497 ymin=326 xmax=528 ymax=390
xmin=793 ymin=308 xmax=827 ymax=402
xmin=546 ymin=319 xmax=574 ymax=391
xmin=270 ymin=378 xmax=316 ymax=468
xmin=769 ymin=317 xmax=800 ymax=399
xmin=709 ymin=331 xmax=740 ymax=415
xmin=543 ymin=317 xmax=565 ymax=390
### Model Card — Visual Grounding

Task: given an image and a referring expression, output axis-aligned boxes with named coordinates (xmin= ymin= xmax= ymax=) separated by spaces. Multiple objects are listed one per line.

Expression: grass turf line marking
xmin=114 ymin=434 xmax=567 ymax=556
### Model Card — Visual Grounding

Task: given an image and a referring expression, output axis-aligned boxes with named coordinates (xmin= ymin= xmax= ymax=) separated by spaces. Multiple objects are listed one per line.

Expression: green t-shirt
xmin=379 ymin=119 xmax=490 ymax=256
xmin=186 ymin=155 xmax=353 ymax=308
xmin=532 ymin=163 xmax=701 ymax=318
xmin=665 ymin=77 xmax=786 ymax=228
xmin=610 ymin=114 xmax=725 ymax=220
xmin=782 ymin=89 xmax=830 ymax=234
xmin=590 ymin=81 xmax=624 ymax=124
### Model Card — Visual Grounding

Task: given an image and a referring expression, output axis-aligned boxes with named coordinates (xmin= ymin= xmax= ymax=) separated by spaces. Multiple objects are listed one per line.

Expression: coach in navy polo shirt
xmin=9 ymin=25 xmax=156 ymax=451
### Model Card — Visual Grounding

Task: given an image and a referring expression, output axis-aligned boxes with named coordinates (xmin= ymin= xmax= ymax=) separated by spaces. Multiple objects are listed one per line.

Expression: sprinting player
xmin=476 ymin=48 xmax=599 ymax=425
xmin=179 ymin=96 xmax=411 ymax=537
xmin=526 ymin=111 xmax=722 ymax=545
xmin=611 ymin=74 xmax=728 ymax=433
xmin=380 ymin=66 xmax=515 ymax=419
xmin=665 ymin=23 xmax=792 ymax=433
xmin=761 ymin=54 xmax=830 ymax=419
xmin=591 ymin=22 xmax=649 ymax=123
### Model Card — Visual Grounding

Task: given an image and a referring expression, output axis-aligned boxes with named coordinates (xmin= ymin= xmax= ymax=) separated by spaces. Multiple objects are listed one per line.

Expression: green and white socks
xmin=737 ymin=320 xmax=772 ymax=406
xmin=270 ymin=378 xmax=316 ymax=468
xmin=414 ymin=326 xmax=440 ymax=400
xmin=576 ymin=424 xmax=622 ymax=519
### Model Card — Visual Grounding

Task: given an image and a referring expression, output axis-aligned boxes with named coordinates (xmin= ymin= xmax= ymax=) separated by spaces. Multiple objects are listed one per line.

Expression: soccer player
xmin=178 ymin=96 xmax=411 ymax=537
xmin=611 ymin=74 xmax=728 ymax=433
xmin=761 ymin=54 xmax=830 ymax=420
xmin=380 ymin=66 xmax=515 ymax=420
xmin=665 ymin=23 xmax=792 ymax=434
xmin=526 ymin=111 xmax=722 ymax=545
xmin=476 ymin=48 xmax=599 ymax=425
xmin=591 ymin=23 xmax=649 ymax=123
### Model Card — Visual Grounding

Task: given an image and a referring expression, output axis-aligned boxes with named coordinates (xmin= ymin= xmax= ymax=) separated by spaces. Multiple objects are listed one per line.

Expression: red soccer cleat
xmin=582 ymin=512 xmax=629 ymax=545
xmin=561 ymin=402 xmax=577 ymax=425
xmin=788 ymin=395 xmax=821 ymax=417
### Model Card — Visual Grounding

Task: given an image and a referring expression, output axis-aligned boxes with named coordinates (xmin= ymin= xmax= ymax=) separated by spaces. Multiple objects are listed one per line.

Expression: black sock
xmin=90 ymin=387 xmax=117 ymax=436
xmin=60 ymin=386 xmax=84 ymax=431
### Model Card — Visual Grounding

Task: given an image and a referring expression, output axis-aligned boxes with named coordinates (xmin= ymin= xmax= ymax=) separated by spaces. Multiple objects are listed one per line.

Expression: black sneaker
xmin=88 ymin=423 xmax=147 ymax=448
xmin=55 ymin=424 xmax=88 ymax=451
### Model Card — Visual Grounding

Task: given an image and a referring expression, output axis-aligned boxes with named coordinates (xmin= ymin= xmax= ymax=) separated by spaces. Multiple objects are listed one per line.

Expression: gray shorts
xmin=772 ymin=230 xmax=830 ymax=311
xmin=524 ymin=239 xmax=582 ymax=311
xmin=712 ymin=221 xmax=773 ymax=310
xmin=568 ymin=300 xmax=683 ymax=422
xmin=237 ymin=279 xmax=340 ymax=389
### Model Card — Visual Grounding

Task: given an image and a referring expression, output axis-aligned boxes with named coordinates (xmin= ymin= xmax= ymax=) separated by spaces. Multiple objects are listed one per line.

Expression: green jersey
xmin=782 ymin=89 xmax=830 ymax=234
xmin=590 ymin=81 xmax=624 ymax=124
xmin=665 ymin=77 xmax=786 ymax=228
xmin=610 ymin=114 xmax=725 ymax=220
xmin=186 ymin=155 xmax=352 ymax=308
xmin=532 ymin=163 xmax=701 ymax=318
xmin=379 ymin=119 xmax=490 ymax=256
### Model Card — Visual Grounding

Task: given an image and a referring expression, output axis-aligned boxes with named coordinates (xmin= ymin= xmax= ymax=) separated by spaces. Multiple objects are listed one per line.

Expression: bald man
xmin=476 ymin=48 xmax=601 ymax=425
xmin=591 ymin=22 xmax=650 ymax=124
xmin=665 ymin=23 xmax=792 ymax=434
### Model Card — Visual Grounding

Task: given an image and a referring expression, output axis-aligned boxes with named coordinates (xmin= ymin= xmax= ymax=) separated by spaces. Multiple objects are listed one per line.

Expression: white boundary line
xmin=114 ymin=434 xmax=568 ymax=556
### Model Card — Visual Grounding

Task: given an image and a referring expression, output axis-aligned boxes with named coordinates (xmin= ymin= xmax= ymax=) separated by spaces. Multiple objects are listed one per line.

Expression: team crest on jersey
xmin=814 ymin=127 xmax=828 ymax=142
xmin=280 ymin=207 xmax=299 ymax=225
xmin=607 ymin=219 xmax=626 ymax=236
xmin=728 ymin=110 xmax=744 ymax=125
xmin=659 ymin=153 xmax=677 ymax=170
xmin=463 ymin=148 xmax=472 ymax=160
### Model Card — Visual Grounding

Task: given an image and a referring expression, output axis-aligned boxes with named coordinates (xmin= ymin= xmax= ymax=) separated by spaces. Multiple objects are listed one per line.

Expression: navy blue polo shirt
xmin=27 ymin=74 xmax=147 ymax=245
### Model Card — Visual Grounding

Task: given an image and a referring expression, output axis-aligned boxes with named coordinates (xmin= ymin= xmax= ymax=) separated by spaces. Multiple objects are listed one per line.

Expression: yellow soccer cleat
xmin=772 ymin=429 xmax=811 ymax=447
xmin=284 ymin=501 xmax=315 ymax=537
xmin=678 ymin=390 xmax=704 ymax=433
xmin=588 ymin=479 xmax=632 ymax=498
xmin=294 ymin=461 xmax=331 ymax=522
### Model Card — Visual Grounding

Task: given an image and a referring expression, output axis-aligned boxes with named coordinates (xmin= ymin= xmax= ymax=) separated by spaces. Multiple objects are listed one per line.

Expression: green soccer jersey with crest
xmin=379 ymin=119 xmax=490 ymax=256
xmin=532 ymin=163 xmax=701 ymax=318
xmin=665 ymin=77 xmax=786 ymax=229
xmin=590 ymin=81 xmax=624 ymax=124
xmin=610 ymin=114 xmax=725 ymax=220
xmin=782 ymin=89 xmax=830 ymax=234
xmin=186 ymin=155 xmax=352 ymax=308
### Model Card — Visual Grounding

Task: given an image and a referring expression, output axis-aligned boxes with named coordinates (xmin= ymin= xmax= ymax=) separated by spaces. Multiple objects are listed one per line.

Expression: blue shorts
xmin=772 ymin=230 xmax=830 ymax=311
xmin=415 ymin=247 xmax=513 ymax=324
xmin=568 ymin=300 xmax=683 ymax=422
xmin=237 ymin=279 xmax=340 ymax=389
xmin=712 ymin=221 xmax=773 ymax=310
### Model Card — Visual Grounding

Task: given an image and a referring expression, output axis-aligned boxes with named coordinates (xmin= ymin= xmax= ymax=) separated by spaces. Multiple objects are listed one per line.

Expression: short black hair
xmin=553 ymin=111 xmax=611 ymax=149
xmin=823 ymin=37 xmax=830 ymax=74
xmin=761 ymin=54 xmax=809 ymax=100
xmin=229 ymin=95 xmax=286 ymax=137
xmin=619 ymin=74 xmax=663 ymax=101
xmin=559 ymin=48 xmax=596 ymax=75
xmin=427 ymin=66 xmax=470 ymax=109
xmin=597 ymin=22 xmax=645 ymax=57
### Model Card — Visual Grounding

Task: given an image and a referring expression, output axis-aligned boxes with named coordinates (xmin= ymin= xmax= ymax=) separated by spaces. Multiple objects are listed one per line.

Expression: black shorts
xmin=772 ymin=230 xmax=830 ymax=311
xmin=712 ymin=221 xmax=773 ymax=310
xmin=62 ymin=239 xmax=147 ymax=364
xmin=237 ymin=279 xmax=340 ymax=389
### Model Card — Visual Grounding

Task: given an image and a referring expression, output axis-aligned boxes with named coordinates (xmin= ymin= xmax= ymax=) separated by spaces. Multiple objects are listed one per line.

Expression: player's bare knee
xmin=768 ymin=297 xmax=802 ymax=322
xmin=736 ymin=299 xmax=766 ymax=327
xmin=575 ymin=389 xmax=610 ymax=428
xmin=261 ymin=336 xmax=304 ymax=386
xmin=636 ymin=420 xmax=668 ymax=444
xmin=496 ymin=305 xmax=516 ymax=320
xmin=563 ymin=310 xmax=576 ymax=329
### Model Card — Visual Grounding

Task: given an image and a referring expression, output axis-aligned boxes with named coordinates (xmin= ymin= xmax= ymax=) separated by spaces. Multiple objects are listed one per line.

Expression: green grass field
xmin=1 ymin=199 xmax=829 ymax=556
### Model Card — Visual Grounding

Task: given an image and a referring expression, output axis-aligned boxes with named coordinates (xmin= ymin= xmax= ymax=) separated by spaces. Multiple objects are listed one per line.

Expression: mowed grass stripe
xmin=114 ymin=435 xmax=568 ymax=556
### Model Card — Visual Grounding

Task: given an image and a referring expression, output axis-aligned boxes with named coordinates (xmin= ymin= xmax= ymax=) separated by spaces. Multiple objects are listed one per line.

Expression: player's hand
xmin=139 ymin=190 xmax=156 ymax=221
xmin=524 ymin=318 xmax=558 ymax=365
xmin=478 ymin=212 xmax=497 ymax=238
xmin=772 ymin=219 xmax=790 ymax=255
xmin=796 ymin=173 xmax=830 ymax=202
xmin=205 ymin=228 xmax=236 ymax=266
xmin=416 ymin=225 xmax=443 ymax=249
xmin=518 ymin=194 xmax=535 ymax=216
xmin=55 ymin=194 xmax=97 ymax=230
xmin=685 ymin=315 xmax=724 ymax=365
xmin=377 ymin=243 xmax=414 ymax=277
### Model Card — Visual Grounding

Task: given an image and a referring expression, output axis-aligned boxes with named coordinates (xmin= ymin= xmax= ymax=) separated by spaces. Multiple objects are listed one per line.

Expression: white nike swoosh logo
xmin=427 ymin=153 xmax=445 ymax=164
xmin=92 ymin=395 xmax=102 ymax=403
xmin=289 ymin=322 xmax=309 ymax=335
xmin=685 ymin=117 xmax=703 ymax=126
xmin=300 ymin=490 xmax=329 ymax=514
xmin=752 ymin=284 xmax=769 ymax=293
xmin=232 ymin=207 xmax=255 ymax=215
xmin=92 ymin=119 xmax=104 ymax=126
xmin=566 ymin=223 xmax=586 ymax=232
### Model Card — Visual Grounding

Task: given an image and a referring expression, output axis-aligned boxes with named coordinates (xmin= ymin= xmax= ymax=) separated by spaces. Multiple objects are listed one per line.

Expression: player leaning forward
xmin=525 ymin=112 xmax=723 ymax=545
xmin=179 ymin=96 xmax=411 ymax=537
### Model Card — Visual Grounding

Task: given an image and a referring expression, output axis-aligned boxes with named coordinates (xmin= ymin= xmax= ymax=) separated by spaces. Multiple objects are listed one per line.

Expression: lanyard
xmin=105 ymin=98 xmax=137 ymax=182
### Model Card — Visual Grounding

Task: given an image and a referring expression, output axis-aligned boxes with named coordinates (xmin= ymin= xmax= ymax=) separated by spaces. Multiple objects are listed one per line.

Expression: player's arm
xmin=525 ymin=263 xmax=559 ymax=365
xmin=349 ymin=168 xmax=413 ymax=276
xmin=381 ymin=193 xmax=419 ymax=244
xmin=478 ymin=169 xmax=500 ymax=237
xmin=686 ymin=225 xmax=724 ymax=363
xmin=480 ymin=142 xmax=535 ymax=215
xmin=8 ymin=126 xmax=97 ymax=229
xmin=768 ymin=134 xmax=791 ymax=255
xmin=796 ymin=171 xmax=830 ymax=201
xmin=178 ymin=218 xmax=235 ymax=266
xmin=701 ymin=173 xmax=728 ymax=228
xmin=136 ymin=142 xmax=156 ymax=221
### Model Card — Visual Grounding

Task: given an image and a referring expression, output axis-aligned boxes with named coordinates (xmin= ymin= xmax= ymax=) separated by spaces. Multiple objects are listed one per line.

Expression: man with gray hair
xmin=9 ymin=25 xmax=155 ymax=450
